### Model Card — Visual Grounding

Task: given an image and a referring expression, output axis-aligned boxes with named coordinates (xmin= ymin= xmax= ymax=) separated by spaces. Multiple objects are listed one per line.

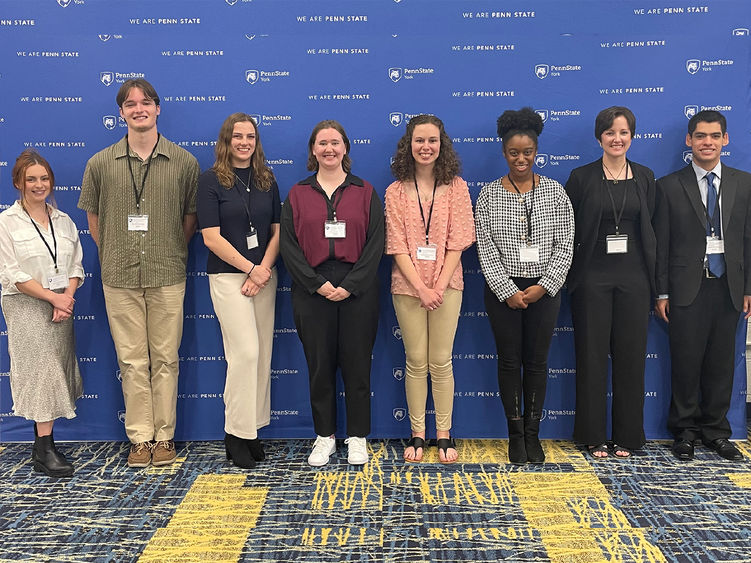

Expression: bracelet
xmin=248 ymin=264 xmax=256 ymax=277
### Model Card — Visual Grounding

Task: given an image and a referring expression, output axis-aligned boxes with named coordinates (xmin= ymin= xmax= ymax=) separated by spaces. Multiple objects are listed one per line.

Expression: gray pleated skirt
xmin=2 ymin=293 xmax=83 ymax=421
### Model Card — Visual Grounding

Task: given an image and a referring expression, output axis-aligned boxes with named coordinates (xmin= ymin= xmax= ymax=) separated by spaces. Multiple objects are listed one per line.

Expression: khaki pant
xmin=103 ymin=282 xmax=185 ymax=443
xmin=392 ymin=289 xmax=462 ymax=433
xmin=209 ymin=272 xmax=276 ymax=439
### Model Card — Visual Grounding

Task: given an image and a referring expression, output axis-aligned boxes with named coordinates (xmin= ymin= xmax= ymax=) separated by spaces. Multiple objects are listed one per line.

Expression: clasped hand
xmin=316 ymin=281 xmax=351 ymax=302
xmin=505 ymin=285 xmax=546 ymax=309
xmin=50 ymin=292 xmax=75 ymax=323
xmin=241 ymin=264 xmax=272 ymax=297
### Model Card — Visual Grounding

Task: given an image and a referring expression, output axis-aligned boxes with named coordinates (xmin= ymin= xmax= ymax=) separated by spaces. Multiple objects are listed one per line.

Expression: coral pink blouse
xmin=385 ymin=176 xmax=475 ymax=297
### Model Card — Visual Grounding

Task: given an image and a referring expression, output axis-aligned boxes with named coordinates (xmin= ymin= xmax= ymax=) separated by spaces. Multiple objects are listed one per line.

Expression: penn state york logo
xmin=686 ymin=59 xmax=700 ymax=75
xmin=250 ymin=114 xmax=261 ymax=125
xmin=57 ymin=0 xmax=72 ymax=7
xmin=100 ymin=71 xmax=114 ymax=86
xmin=684 ymin=105 xmax=698 ymax=119
xmin=388 ymin=67 xmax=403 ymax=83
xmin=534 ymin=64 xmax=549 ymax=79
xmin=103 ymin=115 xmax=117 ymax=130
xmin=392 ymin=325 xmax=402 ymax=340
xmin=226 ymin=0 xmax=239 ymax=5
xmin=536 ymin=109 xmax=548 ymax=123
xmin=98 ymin=34 xmax=111 ymax=42
xmin=245 ymin=69 xmax=259 ymax=84
xmin=534 ymin=154 xmax=549 ymax=168
xmin=117 ymin=410 xmax=126 ymax=424
xmin=393 ymin=368 xmax=404 ymax=381
xmin=389 ymin=112 xmax=403 ymax=127
xmin=540 ymin=409 xmax=548 ymax=421
xmin=393 ymin=408 xmax=406 ymax=422
xmin=683 ymin=150 xmax=693 ymax=165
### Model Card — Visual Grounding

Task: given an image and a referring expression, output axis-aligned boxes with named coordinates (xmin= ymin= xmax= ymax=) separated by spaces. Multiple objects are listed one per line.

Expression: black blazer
xmin=654 ymin=163 xmax=751 ymax=311
xmin=564 ymin=158 xmax=657 ymax=295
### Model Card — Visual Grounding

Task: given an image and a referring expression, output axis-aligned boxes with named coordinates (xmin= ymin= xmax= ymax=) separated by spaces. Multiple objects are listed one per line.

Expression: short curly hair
xmin=390 ymin=114 xmax=460 ymax=185
xmin=497 ymin=107 xmax=544 ymax=147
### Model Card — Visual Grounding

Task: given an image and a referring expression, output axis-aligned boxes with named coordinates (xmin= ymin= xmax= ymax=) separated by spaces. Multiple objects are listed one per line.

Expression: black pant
xmin=484 ymin=279 xmax=561 ymax=419
xmin=570 ymin=262 xmax=650 ymax=449
xmin=668 ymin=275 xmax=738 ymax=442
xmin=291 ymin=261 xmax=378 ymax=437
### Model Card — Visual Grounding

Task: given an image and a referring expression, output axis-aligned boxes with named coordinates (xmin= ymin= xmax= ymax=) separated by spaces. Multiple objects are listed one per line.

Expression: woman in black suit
xmin=565 ymin=106 xmax=656 ymax=458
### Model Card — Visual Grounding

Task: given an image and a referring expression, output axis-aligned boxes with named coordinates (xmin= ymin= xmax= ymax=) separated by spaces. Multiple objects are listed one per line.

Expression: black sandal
xmin=587 ymin=443 xmax=609 ymax=459
xmin=404 ymin=436 xmax=425 ymax=462
xmin=613 ymin=444 xmax=632 ymax=458
xmin=437 ymin=437 xmax=457 ymax=464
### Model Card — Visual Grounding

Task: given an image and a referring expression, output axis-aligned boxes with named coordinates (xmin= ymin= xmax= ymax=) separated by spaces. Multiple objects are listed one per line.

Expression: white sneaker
xmin=345 ymin=437 xmax=368 ymax=465
xmin=308 ymin=435 xmax=336 ymax=467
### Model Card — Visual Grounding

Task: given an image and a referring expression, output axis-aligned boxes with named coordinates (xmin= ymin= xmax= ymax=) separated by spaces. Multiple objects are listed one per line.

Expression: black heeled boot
xmin=507 ymin=418 xmax=527 ymax=465
xmin=224 ymin=433 xmax=256 ymax=469
xmin=33 ymin=434 xmax=74 ymax=477
xmin=524 ymin=414 xmax=545 ymax=464
xmin=245 ymin=438 xmax=265 ymax=462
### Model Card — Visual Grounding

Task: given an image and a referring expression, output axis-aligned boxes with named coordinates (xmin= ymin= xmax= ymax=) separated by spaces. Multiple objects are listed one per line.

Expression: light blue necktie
xmin=705 ymin=172 xmax=725 ymax=277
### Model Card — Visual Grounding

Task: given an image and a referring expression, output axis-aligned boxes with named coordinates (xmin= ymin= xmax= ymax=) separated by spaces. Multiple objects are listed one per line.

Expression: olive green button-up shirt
xmin=78 ymin=135 xmax=199 ymax=288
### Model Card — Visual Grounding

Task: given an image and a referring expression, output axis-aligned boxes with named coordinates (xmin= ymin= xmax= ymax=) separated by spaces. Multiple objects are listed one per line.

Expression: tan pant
xmin=209 ymin=272 xmax=276 ymax=439
xmin=392 ymin=289 xmax=462 ymax=433
xmin=103 ymin=282 xmax=185 ymax=443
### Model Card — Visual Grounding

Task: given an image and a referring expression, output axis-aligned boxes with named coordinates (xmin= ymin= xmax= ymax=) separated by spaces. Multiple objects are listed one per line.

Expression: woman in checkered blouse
xmin=475 ymin=107 xmax=574 ymax=464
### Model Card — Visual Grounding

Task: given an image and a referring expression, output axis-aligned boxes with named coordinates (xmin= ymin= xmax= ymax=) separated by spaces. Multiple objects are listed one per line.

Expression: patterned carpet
xmin=0 ymin=436 xmax=750 ymax=562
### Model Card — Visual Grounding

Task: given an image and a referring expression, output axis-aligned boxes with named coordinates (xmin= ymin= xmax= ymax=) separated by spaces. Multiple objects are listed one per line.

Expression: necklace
xmin=234 ymin=168 xmax=252 ymax=192
xmin=602 ymin=160 xmax=627 ymax=184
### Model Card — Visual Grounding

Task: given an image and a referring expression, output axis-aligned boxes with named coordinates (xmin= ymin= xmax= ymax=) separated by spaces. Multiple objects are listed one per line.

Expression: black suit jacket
xmin=564 ymin=158 xmax=657 ymax=295
xmin=654 ymin=163 xmax=751 ymax=311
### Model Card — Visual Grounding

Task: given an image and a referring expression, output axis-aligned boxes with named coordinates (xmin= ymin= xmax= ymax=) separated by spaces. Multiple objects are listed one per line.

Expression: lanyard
xmin=317 ymin=184 xmax=346 ymax=220
xmin=23 ymin=204 xmax=58 ymax=272
xmin=602 ymin=163 xmax=630 ymax=235
xmin=126 ymin=134 xmax=160 ymax=213
xmin=507 ymin=175 xmax=536 ymax=242
xmin=233 ymin=167 xmax=254 ymax=229
xmin=702 ymin=175 xmax=722 ymax=237
xmin=415 ymin=176 xmax=438 ymax=245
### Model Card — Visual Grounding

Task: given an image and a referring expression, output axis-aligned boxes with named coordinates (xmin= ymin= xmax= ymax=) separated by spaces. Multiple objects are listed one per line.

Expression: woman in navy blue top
xmin=197 ymin=113 xmax=281 ymax=469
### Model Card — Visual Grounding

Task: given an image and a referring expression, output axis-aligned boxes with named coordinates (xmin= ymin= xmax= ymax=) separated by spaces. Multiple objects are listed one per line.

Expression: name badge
xmin=47 ymin=268 xmax=69 ymax=290
xmin=706 ymin=236 xmax=724 ymax=254
xmin=519 ymin=243 xmax=540 ymax=263
xmin=246 ymin=228 xmax=259 ymax=250
xmin=128 ymin=214 xmax=149 ymax=231
xmin=416 ymin=244 xmax=437 ymax=261
xmin=606 ymin=234 xmax=628 ymax=254
xmin=324 ymin=220 xmax=346 ymax=239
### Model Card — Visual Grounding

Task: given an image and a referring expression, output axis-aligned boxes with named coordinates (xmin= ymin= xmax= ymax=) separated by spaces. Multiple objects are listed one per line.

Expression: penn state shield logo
xmin=57 ymin=0 xmax=72 ymax=7
xmin=683 ymin=150 xmax=693 ymax=165
xmin=98 ymin=34 xmax=111 ymax=42
xmin=117 ymin=410 xmax=126 ymax=423
xmin=684 ymin=105 xmax=698 ymax=119
xmin=250 ymin=114 xmax=261 ymax=126
xmin=392 ymin=325 xmax=402 ymax=340
xmin=535 ymin=154 xmax=549 ymax=168
xmin=100 ymin=71 xmax=114 ymax=86
xmin=245 ymin=34 xmax=256 ymax=41
xmin=115 ymin=369 xmax=122 ymax=382
xmin=388 ymin=67 xmax=403 ymax=83
xmin=536 ymin=109 xmax=549 ymax=123
xmin=226 ymin=0 xmax=239 ymax=5
xmin=245 ymin=69 xmax=259 ymax=84
xmin=393 ymin=408 xmax=406 ymax=421
xmin=103 ymin=115 xmax=117 ymax=130
xmin=685 ymin=59 xmax=700 ymax=74
xmin=393 ymin=368 xmax=404 ymax=381
xmin=389 ymin=112 xmax=404 ymax=127
xmin=540 ymin=409 xmax=548 ymax=421
xmin=535 ymin=64 xmax=549 ymax=79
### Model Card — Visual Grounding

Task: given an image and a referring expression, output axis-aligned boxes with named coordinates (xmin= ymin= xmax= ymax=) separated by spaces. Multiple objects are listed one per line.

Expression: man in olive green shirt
xmin=79 ymin=78 xmax=199 ymax=467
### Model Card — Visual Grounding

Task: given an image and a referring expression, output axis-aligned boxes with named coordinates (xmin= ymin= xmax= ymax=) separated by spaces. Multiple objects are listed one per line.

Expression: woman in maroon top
xmin=280 ymin=120 xmax=384 ymax=467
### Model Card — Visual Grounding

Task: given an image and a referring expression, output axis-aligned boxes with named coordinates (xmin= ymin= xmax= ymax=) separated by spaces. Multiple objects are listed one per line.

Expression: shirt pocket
xmin=11 ymin=228 xmax=48 ymax=260
xmin=57 ymin=229 xmax=79 ymax=266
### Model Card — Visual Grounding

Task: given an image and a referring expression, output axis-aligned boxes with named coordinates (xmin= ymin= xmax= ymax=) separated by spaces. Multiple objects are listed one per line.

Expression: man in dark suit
xmin=655 ymin=110 xmax=751 ymax=462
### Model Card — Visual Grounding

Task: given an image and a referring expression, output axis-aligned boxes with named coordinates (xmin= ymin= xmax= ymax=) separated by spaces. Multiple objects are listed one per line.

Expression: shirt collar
xmin=114 ymin=133 xmax=168 ymax=160
xmin=10 ymin=200 xmax=60 ymax=219
xmin=691 ymin=160 xmax=722 ymax=184
xmin=298 ymin=172 xmax=364 ymax=189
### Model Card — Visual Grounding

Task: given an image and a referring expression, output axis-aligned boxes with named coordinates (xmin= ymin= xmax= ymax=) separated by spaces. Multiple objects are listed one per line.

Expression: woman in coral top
xmin=385 ymin=115 xmax=475 ymax=463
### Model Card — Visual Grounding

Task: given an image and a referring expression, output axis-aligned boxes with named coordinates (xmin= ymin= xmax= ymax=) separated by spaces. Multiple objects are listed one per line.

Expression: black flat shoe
xmin=224 ymin=433 xmax=256 ymax=469
xmin=672 ymin=439 xmax=694 ymax=461
xmin=702 ymin=438 xmax=743 ymax=461
xmin=245 ymin=438 xmax=265 ymax=462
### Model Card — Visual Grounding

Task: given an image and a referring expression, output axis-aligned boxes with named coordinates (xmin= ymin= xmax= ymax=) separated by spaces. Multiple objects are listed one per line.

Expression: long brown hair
xmin=12 ymin=149 xmax=57 ymax=208
xmin=390 ymin=114 xmax=460 ymax=185
xmin=212 ymin=113 xmax=274 ymax=191
xmin=306 ymin=119 xmax=352 ymax=173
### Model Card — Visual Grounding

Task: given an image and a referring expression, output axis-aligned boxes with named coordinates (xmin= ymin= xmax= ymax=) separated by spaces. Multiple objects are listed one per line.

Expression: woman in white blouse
xmin=0 ymin=150 xmax=84 ymax=477
xmin=475 ymin=108 xmax=574 ymax=465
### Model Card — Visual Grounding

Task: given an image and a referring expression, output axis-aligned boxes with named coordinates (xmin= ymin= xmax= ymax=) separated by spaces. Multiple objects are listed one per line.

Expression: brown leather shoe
xmin=151 ymin=440 xmax=177 ymax=466
xmin=127 ymin=442 xmax=152 ymax=468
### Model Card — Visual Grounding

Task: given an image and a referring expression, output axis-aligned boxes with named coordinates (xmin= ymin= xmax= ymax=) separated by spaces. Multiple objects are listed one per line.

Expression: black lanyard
xmin=415 ymin=176 xmax=438 ymax=245
xmin=602 ymin=163 xmax=630 ymax=235
xmin=126 ymin=134 xmax=160 ymax=213
xmin=507 ymin=175 xmax=536 ymax=242
xmin=702 ymin=174 xmax=722 ymax=237
xmin=320 ymin=185 xmax=346 ymax=220
xmin=23 ymin=204 xmax=58 ymax=272
xmin=233 ymin=167 xmax=254 ymax=229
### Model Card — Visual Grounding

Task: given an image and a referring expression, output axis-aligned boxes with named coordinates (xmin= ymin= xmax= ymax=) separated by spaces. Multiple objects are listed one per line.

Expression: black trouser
xmin=291 ymin=261 xmax=378 ymax=438
xmin=484 ymin=279 xmax=560 ymax=419
xmin=668 ymin=275 xmax=738 ymax=442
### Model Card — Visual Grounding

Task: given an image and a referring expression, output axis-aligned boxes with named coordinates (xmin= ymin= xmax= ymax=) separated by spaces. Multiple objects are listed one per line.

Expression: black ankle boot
xmin=224 ymin=433 xmax=256 ymax=469
xmin=245 ymin=438 xmax=265 ymax=462
xmin=507 ymin=418 xmax=527 ymax=465
xmin=524 ymin=415 xmax=545 ymax=464
xmin=33 ymin=434 xmax=74 ymax=477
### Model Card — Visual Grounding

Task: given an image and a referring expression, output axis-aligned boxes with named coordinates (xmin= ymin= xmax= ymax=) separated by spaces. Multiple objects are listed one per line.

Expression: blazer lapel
xmin=719 ymin=163 xmax=736 ymax=235
xmin=677 ymin=165 xmax=706 ymax=230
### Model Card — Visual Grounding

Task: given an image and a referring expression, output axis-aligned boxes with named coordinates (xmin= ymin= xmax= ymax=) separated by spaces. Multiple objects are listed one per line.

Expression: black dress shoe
xmin=702 ymin=438 xmax=743 ymax=461
xmin=672 ymin=439 xmax=694 ymax=461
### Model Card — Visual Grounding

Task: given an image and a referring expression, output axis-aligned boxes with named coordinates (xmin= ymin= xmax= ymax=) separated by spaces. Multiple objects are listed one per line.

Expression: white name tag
xmin=706 ymin=236 xmax=724 ymax=254
xmin=324 ymin=220 xmax=346 ymax=238
xmin=519 ymin=244 xmax=540 ymax=263
xmin=128 ymin=214 xmax=149 ymax=231
xmin=47 ymin=268 xmax=69 ymax=290
xmin=246 ymin=229 xmax=259 ymax=250
xmin=606 ymin=234 xmax=628 ymax=254
xmin=416 ymin=244 xmax=437 ymax=261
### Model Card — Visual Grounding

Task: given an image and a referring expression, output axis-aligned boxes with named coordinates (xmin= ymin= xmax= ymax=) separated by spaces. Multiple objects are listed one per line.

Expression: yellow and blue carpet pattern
xmin=0 ymin=438 xmax=750 ymax=562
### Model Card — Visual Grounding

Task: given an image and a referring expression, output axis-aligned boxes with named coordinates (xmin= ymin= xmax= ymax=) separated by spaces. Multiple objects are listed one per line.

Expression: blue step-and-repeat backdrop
xmin=0 ymin=0 xmax=749 ymax=442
